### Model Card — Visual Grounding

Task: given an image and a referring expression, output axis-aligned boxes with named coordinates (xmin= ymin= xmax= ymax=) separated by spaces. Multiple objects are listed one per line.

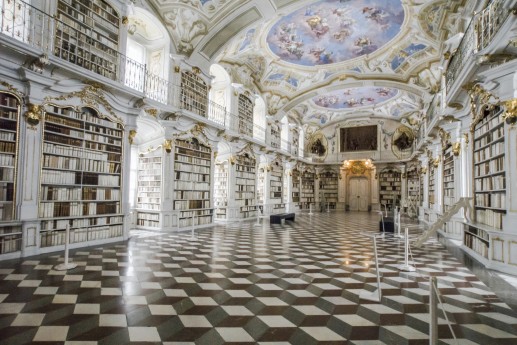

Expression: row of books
xmin=474 ymin=127 xmax=504 ymax=149
xmin=236 ymin=177 xmax=255 ymax=186
xmin=43 ymin=142 xmax=107 ymax=161
xmin=474 ymin=142 xmax=505 ymax=161
xmin=137 ymin=197 xmax=159 ymax=204
xmin=136 ymin=218 xmax=160 ymax=227
xmin=175 ymin=140 xmax=211 ymax=153
xmin=475 ymin=157 xmax=504 ymax=177
xmin=0 ymin=235 xmax=21 ymax=254
xmin=137 ymin=181 xmax=160 ymax=187
xmin=178 ymin=214 xmax=212 ymax=227
xmin=41 ymin=215 xmax=123 ymax=231
xmin=0 ymin=141 xmax=15 ymax=154
xmin=137 ymin=171 xmax=161 ymax=179
xmin=174 ymin=162 xmax=210 ymax=174
xmin=474 ymin=114 xmax=503 ymax=137
xmin=236 ymin=184 xmax=254 ymax=192
xmin=475 ymin=192 xmax=506 ymax=209
xmin=0 ymin=167 xmax=14 ymax=181
xmin=236 ymin=172 xmax=255 ymax=180
xmin=174 ymin=200 xmax=210 ymax=210
xmin=475 ymin=209 xmax=504 ymax=229
xmin=0 ymin=95 xmax=18 ymax=108
xmin=236 ymin=191 xmax=255 ymax=199
xmin=0 ymin=132 xmax=15 ymax=142
xmin=137 ymin=203 xmax=160 ymax=210
xmin=41 ymin=170 xmax=120 ymax=186
xmin=174 ymin=171 xmax=210 ymax=182
xmin=175 ymin=154 xmax=210 ymax=166
xmin=0 ymin=204 xmax=14 ymax=221
xmin=40 ymin=224 xmax=123 ymax=247
xmin=0 ymin=110 xmax=17 ymax=121
xmin=39 ymin=201 xmax=120 ymax=218
xmin=174 ymin=190 xmax=210 ymax=200
xmin=464 ymin=232 xmax=489 ymax=259
xmin=475 ymin=175 xmax=505 ymax=190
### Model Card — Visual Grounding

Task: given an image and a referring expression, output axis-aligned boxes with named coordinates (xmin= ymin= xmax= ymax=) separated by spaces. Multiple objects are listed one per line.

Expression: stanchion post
xmin=54 ymin=224 xmax=78 ymax=271
xmin=394 ymin=208 xmax=404 ymax=239
xmin=190 ymin=215 xmax=196 ymax=240
xmin=429 ymin=276 xmax=438 ymax=345
xmin=309 ymin=203 xmax=313 ymax=215
xmin=397 ymin=227 xmax=416 ymax=272
xmin=359 ymin=233 xmax=382 ymax=302
xmin=326 ymin=202 xmax=330 ymax=213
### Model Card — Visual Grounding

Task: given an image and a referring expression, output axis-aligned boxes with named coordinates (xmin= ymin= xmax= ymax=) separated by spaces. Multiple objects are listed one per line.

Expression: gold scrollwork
xmin=145 ymin=108 xmax=159 ymax=118
xmin=128 ymin=129 xmax=137 ymax=145
xmin=229 ymin=156 xmax=236 ymax=165
xmin=419 ymin=167 xmax=427 ymax=175
xmin=432 ymin=156 xmax=441 ymax=168
xmin=25 ymin=103 xmax=42 ymax=126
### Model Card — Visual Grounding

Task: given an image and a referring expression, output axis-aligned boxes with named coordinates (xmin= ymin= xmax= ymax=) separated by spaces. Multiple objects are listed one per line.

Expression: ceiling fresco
xmin=266 ymin=0 xmax=405 ymax=66
xmin=312 ymin=87 xmax=398 ymax=109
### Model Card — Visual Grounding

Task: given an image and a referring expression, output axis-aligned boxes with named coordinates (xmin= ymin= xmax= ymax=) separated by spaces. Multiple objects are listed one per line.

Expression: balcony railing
xmin=446 ymin=0 xmax=513 ymax=91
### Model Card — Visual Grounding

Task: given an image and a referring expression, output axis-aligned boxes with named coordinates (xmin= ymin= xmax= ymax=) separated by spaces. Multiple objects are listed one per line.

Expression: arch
xmin=125 ymin=6 xmax=170 ymax=99
xmin=253 ymin=95 xmax=266 ymax=141
xmin=209 ymin=64 xmax=231 ymax=125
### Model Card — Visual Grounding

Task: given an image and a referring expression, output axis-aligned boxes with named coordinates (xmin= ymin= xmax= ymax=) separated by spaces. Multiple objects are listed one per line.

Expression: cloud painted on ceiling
xmin=312 ymin=87 xmax=398 ymax=109
xmin=267 ymin=0 xmax=404 ymax=66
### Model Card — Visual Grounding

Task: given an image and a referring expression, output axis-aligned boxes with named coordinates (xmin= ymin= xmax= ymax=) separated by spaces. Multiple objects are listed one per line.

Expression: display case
xmin=40 ymin=105 xmax=124 ymax=247
xmin=173 ymin=138 xmax=213 ymax=227
xmin=0 ymin=92 xmax=21 ymax=255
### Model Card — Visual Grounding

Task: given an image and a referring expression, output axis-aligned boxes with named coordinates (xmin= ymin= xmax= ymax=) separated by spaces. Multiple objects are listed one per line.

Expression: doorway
xmin=349 ymin=177 xmax=369 ymax=211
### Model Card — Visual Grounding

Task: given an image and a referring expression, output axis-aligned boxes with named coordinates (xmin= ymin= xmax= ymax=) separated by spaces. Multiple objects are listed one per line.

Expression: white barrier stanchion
xmin=430 ymin=276 xmax=438 ymax=345
xmin=397 ymin=227 xmax=416 ymax=272
xmin=359 ymin=232 xmax=382 ymax=302
xmin=394 ymin=208 xmax=404 ymax=239
xmin=190 ymin=215 xmax=196 ymax=240
xmin=54 ymin=224 xmax=78 ymax=271
xmin=309 ymin=203 xmax=314 ymax=215
xmin=326 ymin=202 xmax=330 ymax=213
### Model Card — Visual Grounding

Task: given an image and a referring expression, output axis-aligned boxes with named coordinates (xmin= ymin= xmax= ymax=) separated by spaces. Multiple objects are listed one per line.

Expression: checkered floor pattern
xmin=1 ymin=212 xmax=517 ymax=344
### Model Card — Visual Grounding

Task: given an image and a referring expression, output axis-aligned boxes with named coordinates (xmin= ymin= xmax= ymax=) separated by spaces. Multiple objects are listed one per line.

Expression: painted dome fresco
xmin=312 ymin=87 xmax=398 ymax=109
xmin=267 ymin=0 xmax=405 ymax=66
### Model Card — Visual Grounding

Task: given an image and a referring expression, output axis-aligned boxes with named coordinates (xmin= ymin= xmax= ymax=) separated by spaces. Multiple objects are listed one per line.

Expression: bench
xmin=270 ymin=213 xmax=295 ymax=224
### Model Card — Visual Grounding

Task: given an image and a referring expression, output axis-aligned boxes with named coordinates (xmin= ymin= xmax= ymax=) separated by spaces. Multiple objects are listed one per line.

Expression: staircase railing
xmin=413 ymin=197 xmax=473 ymax=247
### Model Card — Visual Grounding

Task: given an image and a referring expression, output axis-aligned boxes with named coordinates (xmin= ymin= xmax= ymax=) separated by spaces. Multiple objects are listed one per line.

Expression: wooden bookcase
xmin=235 ymin=153 xmax=256 ymax=218
xmin=173 ymin=138 xmax=212 ymax=227
xmin=40 ymin=106 xmax=124 ymax=247
xmin=238 ymin=95 xmax=253 ymax=137
xmin=55 ymin=0 xmax=120 ymax=80
xmin=135 ymin=148 xmax=162 ymax=229
xmin=379 ymin=169 xmax=402 ymax=212
xmin=300 ymin=170 xmax=315 ymax=209
xmin=214 ymin=162 xmax=228 ymax=220
xmin=319 ymin=171 xmax=338 ymax=209
xmin=0 ymin=92 xmax=21 ymax=255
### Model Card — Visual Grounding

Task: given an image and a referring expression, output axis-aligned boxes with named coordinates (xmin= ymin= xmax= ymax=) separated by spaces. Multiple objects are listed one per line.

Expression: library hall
xmin=2 ymin=0 xmax=517 ymax=343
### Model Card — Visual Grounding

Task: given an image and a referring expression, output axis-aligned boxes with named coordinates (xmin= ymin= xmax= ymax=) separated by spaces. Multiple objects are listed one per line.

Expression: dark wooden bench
xmin=270 ymin=213 xmax=295 ymax=224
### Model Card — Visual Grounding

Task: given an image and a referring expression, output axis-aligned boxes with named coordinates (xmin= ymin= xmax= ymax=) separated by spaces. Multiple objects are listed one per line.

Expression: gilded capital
xmin=452 ymin=142 xmax=461 ymax=156
xmin=503 ymin=98 xmax=517 ymax=124
xmin=163 ymin=139 xmax=173 ymax=153
xmin=25 ymin=103 xmax=42 ymax=126
xmin=128 ymin=129 xmax=137 ymax=144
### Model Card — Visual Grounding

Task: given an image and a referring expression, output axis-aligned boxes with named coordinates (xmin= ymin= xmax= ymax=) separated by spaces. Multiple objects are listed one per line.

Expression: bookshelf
xmin=406 ymin=166 xmax=419 ymax=217
xmin=319 ymin=171 xmax=338 ymax=209
xmin=214 ymin=162 xmax=228 ymax=220
xmin=235 ymin=153 xmax=257 ymax=218
xmin=428 ymin=163 xmax=436 ymax=208
xmin=379 ymin=169 xmax=401 ymax=212
xmin=270 ymin=124 xmax=280 ymax=149
xmin=292 ymin=169 xmax=300 ymax=203
xmin=173 ymin=138 xmax=213 ymax=227
xmin=136 ymin=149 xmax=162 ymax=229
xmin=55 ymin=0 xmax=120 ymax=80
xmin=40 ymin=106 xmax=124 ymax=247
xmin=180 ymin=71 xmax=208 ymax=117
xmin=472 ymin=106 xmax=506 ymax=230
xmin=301 ymin=170 xmax=315 ymax=209
xmin=0 ymin=92 xmax=21 ymax=255
xmin=257 ymin=167 xmax=265 ymax=207
xmin=292 ymin=129 xmax=299 ymax=156
xmin=270 ymin=163 xmax=283 ymax=211
xmin=443 ymin=146 xmax=455 ymax=212
xmin=419 ymin=169 xmax=424 ymax=207
xmin=238 ymin=95 xmax=253 ymax=137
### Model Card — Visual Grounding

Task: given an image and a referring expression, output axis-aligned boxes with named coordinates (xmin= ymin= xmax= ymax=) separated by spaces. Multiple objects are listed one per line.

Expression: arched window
xmin=253 ymin=96 xmax=266 ymax=142
xmin=125 ymin=7 xmax=170 ymax=101
xmin=209 ymin=64 xmax=231 ymax=126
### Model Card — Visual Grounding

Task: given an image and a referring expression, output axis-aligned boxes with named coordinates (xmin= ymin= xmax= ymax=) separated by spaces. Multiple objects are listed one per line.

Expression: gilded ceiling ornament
xmin=0 ymin=81 xmax=24 ymax=100
xmin=128 ymin=129 xmax=137 ymax=145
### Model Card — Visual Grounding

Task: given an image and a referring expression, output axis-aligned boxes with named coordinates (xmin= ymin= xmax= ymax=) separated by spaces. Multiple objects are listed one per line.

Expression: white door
xmin=349 ymin=178 xmax=369 ymax=211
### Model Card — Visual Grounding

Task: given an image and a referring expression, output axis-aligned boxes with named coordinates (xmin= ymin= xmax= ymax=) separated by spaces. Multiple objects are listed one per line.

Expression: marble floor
xmin=1 ymin=212 xmax=517 ymax=344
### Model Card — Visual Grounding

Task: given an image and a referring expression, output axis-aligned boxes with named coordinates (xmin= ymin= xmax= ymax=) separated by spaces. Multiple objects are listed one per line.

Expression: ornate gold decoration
xmin=452 ymin=142 xmax=461 ymax=156
xmin=44 ymin=84 xmax=122 ymax=125
xmin=342 ymin=159 xmax=374 ymax=175
xmin=437 ymin=127 xmax=451 ymax=150
xmin=163 ymin=139 xmax=173 ymax=153
xmin=128 ymin=129 xmax=137 ymax=145
xmin=122 ymin=16 xmax=129 ymax=25
xmin=503 ymin=98 xmax=517 ymax=125
xmin=432 ymin=156 xmax=441 ymax=168
xmin=0 ymin=81 xmax=24 ymax=100
xmin=463 ymin=133 xmax=469 ymax=146
xmin=419 ymin=166 xmax=427 ymax=175
xmin=443 ymin=51 xmax=451 ymax=60
xmin=192 ymin=67 xmax=201 ymax=74
xmin=174 ymin=66 xmax=180 ymax=73
xmin=464 ymin=83 xmax=500 ymax=132
xmin=145 ymin=108 xmax=158 ymax=118
xmin=25 ymin=103 xmax=42 ymax=126
xmin=229 ymin=156 xmax=236 ymax=165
